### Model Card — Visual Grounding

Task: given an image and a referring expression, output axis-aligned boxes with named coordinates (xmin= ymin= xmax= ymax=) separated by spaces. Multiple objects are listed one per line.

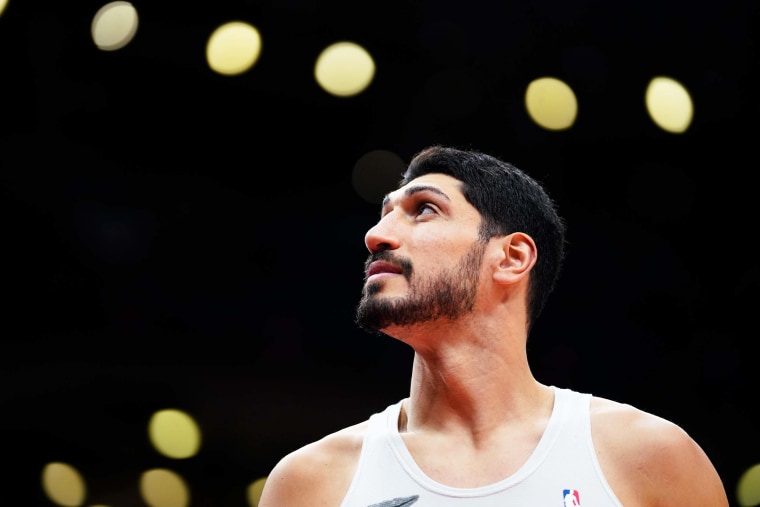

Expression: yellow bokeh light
xmin=206 ymin=21 xmax=262 ymax=76
xmin=524 ymin=76 xmax=578 ymax=131
xmin=645 ymin=76 xmax=693 ymax=133
xmin=0 ymin=0 xmax=8 ymax=17
xmin=41 ymin=462 xmax=87 ymax=507
xmin=140 ymin=468 xmax=189 ymax=507
xmin=314 ymin=41 xmax=375 ymax=97
xmin=91 ymin=1 xmax=139 ymax=51
xmin=247 ymin=477 xmax=267 ymax=507
xmin=148 ymin=408 xmax=201 ymax=459
xmin=737 ymin=463 xmax=760 ymax=507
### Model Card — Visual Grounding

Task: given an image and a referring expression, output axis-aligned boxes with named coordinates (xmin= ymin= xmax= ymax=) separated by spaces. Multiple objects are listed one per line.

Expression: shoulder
xmin=589 ymin=395 xmax=729 ymax=507
xmin=257 ymin=419 xmax=369 ymax=507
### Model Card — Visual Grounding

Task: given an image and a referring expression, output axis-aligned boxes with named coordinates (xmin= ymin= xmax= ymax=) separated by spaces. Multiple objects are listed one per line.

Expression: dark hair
xmin=402 ymin=145 xmax=567 ymax=329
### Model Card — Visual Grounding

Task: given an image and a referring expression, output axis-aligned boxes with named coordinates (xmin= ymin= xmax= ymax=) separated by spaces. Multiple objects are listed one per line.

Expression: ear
xmin=492 ymin=232 xmax=537 ymax=285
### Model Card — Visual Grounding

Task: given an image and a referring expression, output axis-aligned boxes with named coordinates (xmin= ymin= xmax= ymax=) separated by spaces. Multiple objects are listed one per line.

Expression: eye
xmin=416 ymin=202 xmax=437 ymax=216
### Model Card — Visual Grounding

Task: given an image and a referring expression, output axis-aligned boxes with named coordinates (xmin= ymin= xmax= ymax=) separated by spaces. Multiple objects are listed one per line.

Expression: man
xmin=258 ymin=145 xmax=729 ymax=506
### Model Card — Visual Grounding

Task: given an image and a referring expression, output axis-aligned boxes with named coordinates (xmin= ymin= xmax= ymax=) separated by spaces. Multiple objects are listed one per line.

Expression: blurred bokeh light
xmin=645 ymin=76 xmax=693 ymax=133
xmin=206 ymin=21 xmax=262 ymax=76
xmin=352 ymin=149 xmax=406 ymax=204
xmin=314 ymin=41 xmax=376 ymax=97
xmin=140 ymin=468 xmax=190 ymax=507
xmin=247 ymin=476 xmax=267 ymax=507
xmin=91 ymin=1 xmax=139 ymax=51
xmin=42 ymin=462 xmax=86 ymax=507
xmin=737 ymin=464 xmax=760 ymax=507
xmin=148 ymin=409 xmax=202 ymax=459
xmin=524 ymin=77 xmax=578 ymax=130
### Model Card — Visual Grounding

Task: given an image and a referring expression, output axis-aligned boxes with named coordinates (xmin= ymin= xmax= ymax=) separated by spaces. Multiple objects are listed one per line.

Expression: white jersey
xmin=340 ymin=386 xmax=624 ymax=507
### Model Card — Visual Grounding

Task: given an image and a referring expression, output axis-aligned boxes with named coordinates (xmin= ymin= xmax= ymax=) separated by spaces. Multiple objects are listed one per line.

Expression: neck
xmin=397 ymin=320 xmax=550 ymax=438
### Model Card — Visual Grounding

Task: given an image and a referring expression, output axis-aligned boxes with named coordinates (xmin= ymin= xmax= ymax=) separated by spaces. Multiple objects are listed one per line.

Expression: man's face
xmin=355 ymin=173 xmax=487 ymax=333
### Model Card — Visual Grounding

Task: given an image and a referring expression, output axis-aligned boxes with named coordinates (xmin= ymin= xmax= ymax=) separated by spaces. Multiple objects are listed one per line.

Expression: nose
xmin=364 ymin=215 xmax=400 ymax=254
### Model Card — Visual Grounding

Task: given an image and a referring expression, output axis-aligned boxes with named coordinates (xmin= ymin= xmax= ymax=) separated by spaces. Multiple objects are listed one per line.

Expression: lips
xmin=366 ymin=260 xmax=403 ymax=277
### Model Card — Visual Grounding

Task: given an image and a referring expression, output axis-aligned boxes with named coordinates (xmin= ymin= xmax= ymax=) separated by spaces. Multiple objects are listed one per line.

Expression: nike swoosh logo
xmin=367 ymin=495 xmax=419 ymax=507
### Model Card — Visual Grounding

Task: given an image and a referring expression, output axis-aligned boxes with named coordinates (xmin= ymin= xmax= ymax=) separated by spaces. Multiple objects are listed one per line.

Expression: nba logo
xmin=563 ymin=489 xmax=580 ymax=506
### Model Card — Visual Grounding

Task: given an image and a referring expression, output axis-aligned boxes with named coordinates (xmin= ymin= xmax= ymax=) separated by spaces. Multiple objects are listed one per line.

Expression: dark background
xmin=1 ymin=0 xmax=757 ymax=505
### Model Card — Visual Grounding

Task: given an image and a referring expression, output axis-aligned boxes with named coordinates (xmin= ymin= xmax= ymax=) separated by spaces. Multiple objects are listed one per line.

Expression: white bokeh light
xmin=91 ymin=1 xmax=139 ymax=51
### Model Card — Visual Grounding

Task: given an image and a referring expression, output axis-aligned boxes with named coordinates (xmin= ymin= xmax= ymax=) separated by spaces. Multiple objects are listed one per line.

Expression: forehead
xmin=384 ymin=173 xmax=465 ymax=205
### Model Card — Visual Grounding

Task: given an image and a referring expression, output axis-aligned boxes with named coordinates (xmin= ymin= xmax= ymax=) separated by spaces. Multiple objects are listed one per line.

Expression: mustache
xmin=364 ymin=251 xmax=413 ymax=280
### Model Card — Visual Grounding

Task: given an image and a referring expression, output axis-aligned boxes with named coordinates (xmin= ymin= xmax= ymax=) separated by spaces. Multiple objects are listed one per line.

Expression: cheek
xmin=408 ymin=226 xmax=482 ymax=268
xmin=413 ymin=227 xmax=476 ymax=251
xmin=412 ymin=249 xmax=466 ymax=279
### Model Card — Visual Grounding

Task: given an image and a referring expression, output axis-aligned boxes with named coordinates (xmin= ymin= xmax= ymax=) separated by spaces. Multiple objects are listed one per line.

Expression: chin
xmin=363 ymin=280 xmax=384 ymax=297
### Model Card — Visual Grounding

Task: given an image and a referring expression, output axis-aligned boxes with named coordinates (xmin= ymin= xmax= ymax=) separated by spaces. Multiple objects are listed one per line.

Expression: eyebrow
xmin=381 ymin=184 xmax=452 ymax=209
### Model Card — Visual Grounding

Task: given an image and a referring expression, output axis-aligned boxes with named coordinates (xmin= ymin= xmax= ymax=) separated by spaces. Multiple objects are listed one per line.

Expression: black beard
xmin=354 ymin=241 xmax=486 ymax=334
